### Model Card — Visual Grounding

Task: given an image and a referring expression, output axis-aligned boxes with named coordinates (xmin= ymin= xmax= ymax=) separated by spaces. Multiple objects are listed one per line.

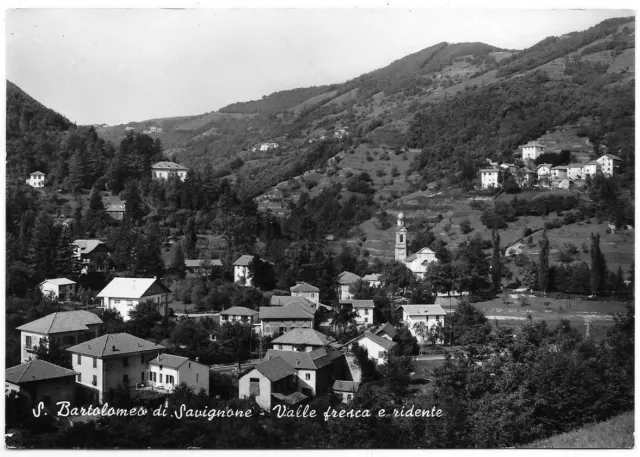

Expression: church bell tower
xmin=395 ymin=211 xmax=407 ymax=263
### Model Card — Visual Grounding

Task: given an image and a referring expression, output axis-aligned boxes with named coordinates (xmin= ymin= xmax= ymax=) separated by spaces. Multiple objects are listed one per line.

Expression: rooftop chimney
xmin=296 ymin=359 xmax=300 ymax=367
xmin=195 ymin=357 xmax=200 ymax=362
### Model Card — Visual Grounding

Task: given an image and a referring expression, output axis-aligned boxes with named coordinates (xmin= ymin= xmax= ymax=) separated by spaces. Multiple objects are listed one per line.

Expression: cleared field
xmin=524 ymin=410 xmax=634 ymax=449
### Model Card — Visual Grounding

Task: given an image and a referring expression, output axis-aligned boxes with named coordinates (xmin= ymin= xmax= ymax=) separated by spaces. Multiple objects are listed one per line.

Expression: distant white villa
xmin=26 ymin=171 xmax=45 ymax=188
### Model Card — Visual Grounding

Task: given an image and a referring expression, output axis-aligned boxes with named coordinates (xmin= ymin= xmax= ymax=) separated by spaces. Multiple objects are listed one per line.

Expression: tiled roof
xmin=30 ymin=171 xmax=45 ymax=176
xmin=148 ymin=353 xmax=191 ymax=369
xmin=272 ymin=328 xmax=332 ymax=346
xmin=290 ymin=282 xmax=319 ymax=293
xmin=600 ymin=153 xmax=622 ymax=161
xmin=372 ymin=322 xmax=397 ymax=339
xmin=524 ymin=141 xmax=545 ymax=148
xmin=73 ymin=239 xmax=106 ymax=255
xmin=6 ymin=360 xmax=77 ymax=385
xmin=269 ymin=295 xmax=316 ymax=309
xmin=479 ymin=168 xmax=500 ymax=173
xmin=586 ymin=160 xmax=601 ymax=166
xmin=551 ymin=165 xmax=568 ymax=170
xmin=343 ymin=332 xmax=397 ymax=352
xmin=151 ymin=161 xmax=187 ymax=170
xmin=17 ymin=310 xmax=103 ymax=335
xmin=401 ymin=304 xmax=447 ymax=316
xmin=333 ymin=380 xmax=360 ymax=393
xmin=96 ymin=278 xmax=170 ymax=299
xmin=339 ymin=299 xmax=374 ymax=309
xmin=537 ymin=163 xmax=552 ymax=169
xmin=361 ymin=274 xmax=380 ymax=282
xmin=233 ymin=254 xmax=255 ymax=266
xmin=264 ymin=348 xmax=344 ymax=371
xmin=185 ymin=259 xmax=222 ymax=268
xmin=259 ymin=302 xmax=315 ymax=320
xmin=66 ymin=333 xmax=164 ymax=358
xmin=254 ymin=357 xmax=297 ymax=382
xmin=105 ymin=204 xmax=125 ymax=212
xmin=220 ymin=306 xmax=258 ymax=316
xmin=336 ymin=271 xmax=361 ymax=285
xmin=567 ymin=163 xmax=585 ymax=168
xmin=39 ymin=278 xmax=76 ymax=286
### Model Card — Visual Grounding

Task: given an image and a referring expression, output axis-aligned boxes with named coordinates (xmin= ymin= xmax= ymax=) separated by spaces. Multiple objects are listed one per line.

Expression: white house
xmin=73 ymin=239 xmax=110 ymax=274
xmin=339 ymin=299 xmax=375 ymax=325
xmin=404 ymin=248 xmax=439 ymax=279
xmin=147 ymin=354 xmax=209 ymax=395
xmin=26 ymin=171 xmax=45 ymax=188
xmin=336 ymin=271 xmax=361 ymax=301
xmin=38 ymin=278 xmax=77 ymax=301
xmin=151 ymin=161 xmax=188 ymax=181
xmin=259 ymin=142 xmax=280 ymax=151
xmin=584 ymin=160 xmax=602 ymax=177
xmin=536 ymin=163 xmax=553 ymax=178
xmin=219 ymin=306 xmax=259 ymax=325
xmin=5 ymin=360 xmax=78 ymax=409
xmin=233 ymin=255 xmax=272 ymax=287
xmin=96 ymin=277 xmax=172 ymax=321
xmin=290 ymin=281 xmax=320 ymax=305
xmin=67 ymin=333 xmax=164 ymax=404
xmin=361 ymin=274 xmax=381 ymax=288
xmin=400 ymin=304 xmax=447 ymax=343
xmin=17 ymin=310 xmax=103 ymax=364
xmin=522 ymin=142 xmax=546 ymax=161
xmin=596 ymin=154 xmax=622 ymax=177
xmin=342 ymin=332 xmax=397 ymax=365
xmin=238 ymin=357 xmax=300 ymax=410
xmin=479 ymin=168 xmax=500 ymax=189
xmin=566 ymin=163 xmax=585 ymax=180
xmin=333 ymin=380 xmax=359 ymax=403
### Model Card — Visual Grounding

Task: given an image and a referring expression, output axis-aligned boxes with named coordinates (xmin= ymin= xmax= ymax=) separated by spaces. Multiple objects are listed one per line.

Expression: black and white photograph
xmin=3 ymin=1 xmax=636 ymax=450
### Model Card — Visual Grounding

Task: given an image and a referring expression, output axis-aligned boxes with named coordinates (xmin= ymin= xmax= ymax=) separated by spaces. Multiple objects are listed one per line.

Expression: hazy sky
xmin=5 ymin=7 xmax=635 ymax=125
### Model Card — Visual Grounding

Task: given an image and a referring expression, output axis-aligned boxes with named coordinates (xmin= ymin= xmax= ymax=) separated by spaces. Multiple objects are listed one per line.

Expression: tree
xmin=53 ymin=225 xmax=81 ymax=279
xmin=126 ymin=299 xmax=163 ymax=339
xmin=171 ymin=318 xmax=209 ymax=350
xmin=331 ymin=307 xmax=359 ymax=336
xmin=85 ymin=185 xmax=107 ymax=237
xmin=28 ymin=208 xmax=55 ymax=281
xmin=460 ymin=218 xmax=473 ymax=235
xmin=218 ymin=321 xmax=257 ymax=371
xmin=67 ymin=148 xmax=87 ymax=192
xmin=247 ymin=255 xmax=276 ymax=290
xmin=171 ymin=243 xmax=186 ymax=279
xmin=380 ymin=261 xmax=414 ymax=295
xmin=32 ymin=337 xmax=72 ymax=369
xmin=538 ymin=230 xmax=550 ymax=293
xmin=351 ymin=343 xmax=378 ymax=383
xmin=123 ymin=180 xmax=146 ymax=224
xmin=393 ymin=325 xmax=419 ymax=356
xmin=589 ymin=232 xmax=607 ymax=295
xmin=491 ymin=229 xmax=502 ymax=291
xmin=184 ymin=216 xmax=198 ymax=259
xmin=413 ymin=321 xmax=429 ymax=352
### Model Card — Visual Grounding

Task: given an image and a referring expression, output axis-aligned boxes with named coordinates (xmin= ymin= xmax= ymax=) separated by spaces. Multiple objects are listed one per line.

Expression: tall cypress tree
xmin=184 ymin=216 xmax=198 ymax=259
xmin=171 ymin=243 xmax=186 ymax=279
xmin=538 ymin=230 xmax=550 ymax=293
xmin=491 ymin=229 xmax=502 ymax=291
xmin=124 ymin=180 xmax=146 ymax=224
xmin=85 ymin=186 xmax=106 ymax=237
xmin=28 ymin=209 xmax=55 ymax=281
xmin=68 ymin=148 xmax=87 ymax=192
xmin=590 ymin=232 xmax=607 ymax=295
xmin=53 ymin=225 xmax=81 ymax=279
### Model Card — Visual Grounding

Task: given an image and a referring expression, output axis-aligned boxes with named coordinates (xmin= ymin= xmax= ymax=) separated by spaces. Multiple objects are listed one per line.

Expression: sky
xmin=5 ymin=6 xmax=635 ymax=125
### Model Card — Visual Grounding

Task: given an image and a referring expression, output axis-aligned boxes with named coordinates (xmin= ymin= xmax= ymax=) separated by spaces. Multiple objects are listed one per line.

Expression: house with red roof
xmin=5 ymin=360 xmax=77 ymax=409
xmin=17 ymin=310 xmax=103 ymax=364
xmin=66 ymin=333 xmax=164 ymax=403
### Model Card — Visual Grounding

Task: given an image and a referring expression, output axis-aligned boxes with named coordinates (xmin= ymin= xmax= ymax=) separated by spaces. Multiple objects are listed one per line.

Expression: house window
xmin=141 ymin=355 xmax=145 ymax=364
xmin=364 ymin=318 xmax=368 ymax=323
xmin=123 ymin=357 xmax=129 ymax=368
xmin=188 ymin=363 xmax=191 ymax=369
xmin=93 ymin=357 xmax=97 ymax=368
xmin=26 ymin=336 xmax=32 ymax=349
xmin=436 ymin=315 xmax=440 ymax=321
xmin=305 ymin=373 xmax=311 ymax=381
xmin=378 ymin=351 xmax=385 ymax=358
xmin=141 ymin=372 xmax=145 ymax=383
xmin=92 ymin=375 xmax=97 ymax=386
xmin=249 ymin=377 xmax=260 ymax=396
xmin=77 ymin=354 xmax=82 ymax=365
xmin=126 ymin=301 xmax=133 ymax=306
xmin=159 ymin=365 xmax=163 ymax=371
xmin=196 ymin=374 xmax=199 ymax=383
xmin=159 ymin=374 xmax=163 ymax=383
xmin=364 ymin=309 xmax=369 ymax=315
xmin=123 ymin=374 xmax=129 ymax=385
xmin=399 ymin=234 xmax=403 ymax=242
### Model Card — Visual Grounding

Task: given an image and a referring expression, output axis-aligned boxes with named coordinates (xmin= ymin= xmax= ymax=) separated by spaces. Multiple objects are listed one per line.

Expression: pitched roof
xmin=416 ymin=247 xmax=436 ymax=255
xmin=66 ymin=333 xmax=164 ymax=358
xmin=361 ymin=274 xmax=380 ymax=282
xmin=600 ymin=153 xmax=622 ymax=161
xmin=29 ymin=171 xmax=45 ymax=176
xmin=537 ymin=163 xmax=553 ymax=169
xmin=233 ymin=254 xmax=256 ymax=266
xmin=151 ymin=161 xmax=188 ymax=171
xmin=337 ymin=271 xmax=361 ymax=285
xmin=339 ymin=299 xmax=374 ymax=309
xmin=17 ymin=310 xmax=103 ymax=335
xmin=6 ymin=360 xmax=77 ymax=385
xmin=185 ymin=259 xmax=222 ymax=268
xmin=39 ymin=278 xmax=76 ymax=286
xmin=254 ymin=357 xmax=297 ymax=382
xmin=290 ymin=282 xmax=319 ymax=293
xmin=73 ymin=239 xmax=106 ymax=255
xmin=96 ymin=278 xmax=170 ymax=299
xmin=551 ymin=165 xmax=568 ymax=170
xmin=220 ymin=306 xmax=258 ymax=316
xmin=265 ymin=348 xmax=344 ymax=371
xmin=401 ymin=304 xmax=447 ymax=316
xmin=259 ymin=302 xmax=315 ymax=320
xmin=567 ymin=163 xmax=585 ymax=168
xmin=148 ymin=353 xmax=191 ymax=369
xmin=272 ymin=328 xmax=332 ymax=346
xmin=524 ymin=141 xmax=545 ymax=148
xmin=344 ymin=332 xmax=397 ymax=351
xmin=372 ymin=322 xmax=397 ymax=339
xmin=105 ymin=204 xmax=125 ymax=212
xmin=479 ymin=168 xmax=500 ymax=173
xmin=333 ymin=380 xmax=360 ymax=393
xmin=269 ymin=295 xmax=317 ymax=308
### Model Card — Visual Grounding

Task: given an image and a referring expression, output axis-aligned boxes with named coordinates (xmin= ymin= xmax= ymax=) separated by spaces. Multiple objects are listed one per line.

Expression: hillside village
xmin=5 ymin=14 xmax=635 ymax=450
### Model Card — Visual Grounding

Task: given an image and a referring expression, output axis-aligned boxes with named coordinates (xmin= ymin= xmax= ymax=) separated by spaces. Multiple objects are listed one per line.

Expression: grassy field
xmin=524 ymin=410 xmax=634 ymax=448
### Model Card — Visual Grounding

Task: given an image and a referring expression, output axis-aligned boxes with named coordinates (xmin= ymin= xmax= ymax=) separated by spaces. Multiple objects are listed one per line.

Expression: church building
xmin=395 ymin=211 xmax=438 ymax=279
